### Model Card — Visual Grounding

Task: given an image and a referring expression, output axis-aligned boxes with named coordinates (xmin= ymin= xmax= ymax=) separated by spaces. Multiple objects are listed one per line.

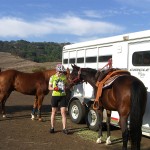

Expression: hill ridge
xmin=0 ymin=52 xmax=59 ymax=72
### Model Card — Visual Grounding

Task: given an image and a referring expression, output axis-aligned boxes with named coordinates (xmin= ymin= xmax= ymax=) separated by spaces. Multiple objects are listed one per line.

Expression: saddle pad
xmin=103 ymin=75 xmax=127 ymax=89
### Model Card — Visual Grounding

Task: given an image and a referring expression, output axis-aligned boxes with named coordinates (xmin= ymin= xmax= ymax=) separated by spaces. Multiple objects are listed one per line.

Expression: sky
xmin=0 ymin=0 xmax=150 ymax=43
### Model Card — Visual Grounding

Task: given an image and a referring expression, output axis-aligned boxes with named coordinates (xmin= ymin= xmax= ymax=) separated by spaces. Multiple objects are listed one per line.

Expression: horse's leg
xmin=119 ymin=116 xmax=129 ymax=150
xmin=0 ymin=94 xmax=5 ymax=116
xmin=96 ymin=108 xmax=103 ymax=144
xmin=37 ymin=95 xmax=44 ymax=121
xmin=1 ymin=99 xmax=7 ymax=117
xmin=105 ymin=110 xmax=111 ymax=145
xmin=31 ymin=96 xmax=38 ymax=120
xmin=0 ymin=92 xmax=11 ymax=117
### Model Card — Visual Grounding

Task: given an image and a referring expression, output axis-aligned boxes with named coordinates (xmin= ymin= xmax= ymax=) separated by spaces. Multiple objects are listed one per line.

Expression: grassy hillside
xmin=0 ymin=52 xmax=60 ymax=72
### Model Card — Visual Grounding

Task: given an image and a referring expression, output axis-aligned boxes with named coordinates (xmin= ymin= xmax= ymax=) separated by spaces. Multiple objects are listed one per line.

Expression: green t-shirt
xmin=49 ymin=74 xmax=67 ymax=96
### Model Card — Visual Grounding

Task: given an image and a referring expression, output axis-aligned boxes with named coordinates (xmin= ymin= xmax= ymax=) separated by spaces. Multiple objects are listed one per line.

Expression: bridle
xmin=69 ymin=67 xmax=83 ymax=86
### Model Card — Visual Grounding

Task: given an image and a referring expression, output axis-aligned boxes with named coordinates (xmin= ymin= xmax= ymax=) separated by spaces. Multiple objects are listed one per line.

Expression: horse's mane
xmin=83 ymin=67 xmax=97 ymax=74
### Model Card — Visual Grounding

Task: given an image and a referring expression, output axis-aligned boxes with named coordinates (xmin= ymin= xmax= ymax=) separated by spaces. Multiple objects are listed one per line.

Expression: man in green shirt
xmin=48 ymin=64 xmax=68 ymax=134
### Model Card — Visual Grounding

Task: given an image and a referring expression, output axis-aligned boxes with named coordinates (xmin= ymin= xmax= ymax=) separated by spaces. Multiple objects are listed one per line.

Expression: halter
xmin=69 ymin=67 xmax=83 ymax=85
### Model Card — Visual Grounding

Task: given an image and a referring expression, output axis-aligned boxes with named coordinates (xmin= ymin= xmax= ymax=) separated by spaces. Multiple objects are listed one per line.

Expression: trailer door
xmin=128 ymin=41 xmax=150 ymax=90
xmin=128 ymin=41 xmax=150 ymax=136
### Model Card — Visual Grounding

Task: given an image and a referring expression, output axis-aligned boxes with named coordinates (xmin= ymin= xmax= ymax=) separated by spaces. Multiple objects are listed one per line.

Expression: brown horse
xmin=69 ymin=64 xmax=147 ymax=150
xmin=0 ymin=69 xmax=56 ymax=120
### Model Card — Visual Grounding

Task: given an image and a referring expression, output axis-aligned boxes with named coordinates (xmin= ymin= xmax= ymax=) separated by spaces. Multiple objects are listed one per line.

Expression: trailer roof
xmin=63 ymin=30 xmax=150 ymax=50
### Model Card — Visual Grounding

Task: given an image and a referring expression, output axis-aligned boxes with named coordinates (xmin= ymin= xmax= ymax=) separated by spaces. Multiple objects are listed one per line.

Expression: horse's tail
xmin=130 ymin=78 xmax=147 ymax=148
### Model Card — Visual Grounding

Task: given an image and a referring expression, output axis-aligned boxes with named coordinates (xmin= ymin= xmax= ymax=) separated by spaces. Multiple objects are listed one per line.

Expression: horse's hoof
xmin=31 ymin=114 xmax=35 ymax=120
xmin=106 ymin=141 xmax=111 ymax=145
xmin=96 ymin=138 xmax=102 ymax=144
xmin=38 ymin=118 xmax=43 ymax=122
xmin=106 ymin=136 xmax=111 ymax=145
xmin=2 ymin=114 xmax=7 ymax=118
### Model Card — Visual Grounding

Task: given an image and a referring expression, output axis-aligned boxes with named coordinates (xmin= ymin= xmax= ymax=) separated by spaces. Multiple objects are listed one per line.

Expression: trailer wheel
xmin=86 ymin=108 xmax=100 ymax=131
xmin=69 ymin=100 xmax=86 ymax=124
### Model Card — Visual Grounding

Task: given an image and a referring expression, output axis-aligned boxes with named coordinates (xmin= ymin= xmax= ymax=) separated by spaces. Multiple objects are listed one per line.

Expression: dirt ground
xmin=0 ymin=91 xmax=150 ymax=150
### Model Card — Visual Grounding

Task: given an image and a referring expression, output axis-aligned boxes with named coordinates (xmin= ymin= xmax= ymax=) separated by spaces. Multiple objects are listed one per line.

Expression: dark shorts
xmin=51 ymin=96 xmax=67 ymax=107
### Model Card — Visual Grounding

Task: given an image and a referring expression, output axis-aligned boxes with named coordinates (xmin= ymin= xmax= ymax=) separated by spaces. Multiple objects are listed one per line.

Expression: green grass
xmin=51 ymin=113 xmax=122 ymax=145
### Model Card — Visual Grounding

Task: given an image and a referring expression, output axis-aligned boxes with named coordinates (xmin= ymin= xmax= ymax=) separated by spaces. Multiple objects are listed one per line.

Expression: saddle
xmin=93 ymin=69 xmax=130 ymax=110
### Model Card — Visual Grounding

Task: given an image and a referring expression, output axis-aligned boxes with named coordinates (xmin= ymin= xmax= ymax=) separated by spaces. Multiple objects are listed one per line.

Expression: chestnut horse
xmin=0 ymin=69 xmax=56 ymax=120
xmin=69 ymin=64 xmax=147 ymax=150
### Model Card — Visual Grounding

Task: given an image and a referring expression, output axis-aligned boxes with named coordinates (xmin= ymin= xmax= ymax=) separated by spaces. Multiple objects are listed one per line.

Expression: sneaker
xmin=62 ymin=129 xmax=69 ymax=134
xmin=50 ymin=128 xmax=54 ymax=133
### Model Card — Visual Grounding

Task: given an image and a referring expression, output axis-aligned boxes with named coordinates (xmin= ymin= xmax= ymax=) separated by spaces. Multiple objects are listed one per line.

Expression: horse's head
xmin=69 ymin=64 xmax=98 ymax=86
xmin=68 ymin=64 xmax=84 ymax=85
xmin=69 ymin=64 xmax=99 ymax=88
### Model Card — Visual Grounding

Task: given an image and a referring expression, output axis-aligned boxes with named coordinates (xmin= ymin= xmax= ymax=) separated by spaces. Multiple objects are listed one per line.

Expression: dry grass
xmin=0 ymin=52 xmax=60 ymax=72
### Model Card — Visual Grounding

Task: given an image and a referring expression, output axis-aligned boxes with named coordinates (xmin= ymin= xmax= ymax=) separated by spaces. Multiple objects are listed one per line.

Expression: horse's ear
xmin=71 ymin=64 xmax=76 ymax=68
xmin=71 ymin=64 xmax=79 ymax=70
xmin=72 ymin=64 xmax=78 ymax=68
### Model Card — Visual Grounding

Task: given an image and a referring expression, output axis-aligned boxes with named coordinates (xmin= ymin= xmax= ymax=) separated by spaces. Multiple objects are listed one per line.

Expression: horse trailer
xmin=62 ymin=30 xmax=150 ymax=137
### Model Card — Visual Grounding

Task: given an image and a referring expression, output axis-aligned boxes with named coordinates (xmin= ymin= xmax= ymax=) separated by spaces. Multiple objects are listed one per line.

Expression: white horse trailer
xmin=62 ymin=30 xmax=150 ymax=137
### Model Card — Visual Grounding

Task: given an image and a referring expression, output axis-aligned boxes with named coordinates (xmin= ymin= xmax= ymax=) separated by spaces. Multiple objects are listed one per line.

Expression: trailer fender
xmin=68 ymin=96 xmax=93 ymax=108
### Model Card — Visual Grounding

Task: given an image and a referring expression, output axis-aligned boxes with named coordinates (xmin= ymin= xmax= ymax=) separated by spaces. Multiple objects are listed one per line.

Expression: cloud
xmin=84 ymin=7 xmax=150 ymax=19
xmin=0 ymin=15 xmax=124 ymax=39
xmin=83 ymin=10 xmax=104 ymax=19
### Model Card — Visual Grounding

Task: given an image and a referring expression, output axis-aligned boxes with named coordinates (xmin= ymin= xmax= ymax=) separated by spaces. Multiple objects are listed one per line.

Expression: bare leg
xmin=51 ymin=107 xmax=57 ymax=128
xmin=60 ymin=107 xmax=67 ymax=129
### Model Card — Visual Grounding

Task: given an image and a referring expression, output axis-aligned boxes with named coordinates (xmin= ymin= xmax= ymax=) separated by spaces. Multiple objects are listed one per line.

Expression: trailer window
xmin=86 ymin=56 xmax=97 ymax=63
xmin=63 ymin=59 xmax=68 ymax=64
xmin=69 ymin=58 xmax=75 ymax=64
xmin=132 ymin=51 xmax=150 ymax=66
xmin=77 ymin=57 xmax=84 ymax=63
xmin=98 ymin=55 xmax=112 ymax=62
